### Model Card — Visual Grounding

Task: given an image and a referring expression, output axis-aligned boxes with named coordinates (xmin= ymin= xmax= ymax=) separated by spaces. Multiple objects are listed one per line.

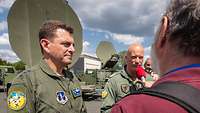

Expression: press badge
xmin=71 ymin=88 xmax=81 ymax=98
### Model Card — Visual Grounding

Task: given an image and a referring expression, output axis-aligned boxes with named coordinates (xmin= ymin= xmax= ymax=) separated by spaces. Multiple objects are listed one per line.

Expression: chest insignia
xmin=71 ymin=88 xmax=81 ymax=98
xmin=8 ymin=91 xmax=26 ymax=111
xmin=121 ymin=84 xmax=130 ymax=94
xmin=56 ymin=91 xmax=68 ymax=104
xmin=135 ymin=81 xmax=145 ymax=90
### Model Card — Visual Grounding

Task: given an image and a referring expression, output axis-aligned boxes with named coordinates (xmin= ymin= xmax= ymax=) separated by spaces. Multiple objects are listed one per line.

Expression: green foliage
xmin=0 ymin=58 xmax=12 ymax=66
xmin=12 ymin=61 xmax=26 ymax=71
xmin=0 ymin=58 xmax=25 ymax=71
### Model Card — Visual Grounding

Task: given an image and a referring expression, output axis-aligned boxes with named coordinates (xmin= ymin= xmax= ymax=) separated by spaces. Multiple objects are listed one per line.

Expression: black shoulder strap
xmin=131 ymin=82 xmax=200 ymax=113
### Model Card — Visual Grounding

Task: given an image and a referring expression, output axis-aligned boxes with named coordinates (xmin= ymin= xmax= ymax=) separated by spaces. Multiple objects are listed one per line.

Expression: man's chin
xmin=63 ymin=60 xmax=72 ymax=66
xmin=131 ymin=64 xmax=138 ymax=68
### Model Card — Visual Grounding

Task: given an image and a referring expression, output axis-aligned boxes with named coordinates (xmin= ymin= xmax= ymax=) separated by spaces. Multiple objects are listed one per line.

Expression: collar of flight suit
xmin=39 ymin=59 xmax=67 ymax=79
xmin=120 ymin=65 xmax=140 ymax=83
xmin=39 ymin=59 xmax=74 ymax=81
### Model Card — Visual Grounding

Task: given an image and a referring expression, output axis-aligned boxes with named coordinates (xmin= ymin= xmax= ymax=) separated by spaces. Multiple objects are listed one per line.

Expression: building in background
xmin=72 ymin=53 xmax=101 ymax=74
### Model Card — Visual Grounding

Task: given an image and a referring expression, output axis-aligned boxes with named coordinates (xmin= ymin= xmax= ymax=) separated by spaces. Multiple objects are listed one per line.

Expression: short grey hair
xmin=165 ymin=0 xmax=200 ymax=56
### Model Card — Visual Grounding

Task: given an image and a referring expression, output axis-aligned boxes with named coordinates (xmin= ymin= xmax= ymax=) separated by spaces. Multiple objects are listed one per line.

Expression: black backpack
xmin=131 ymin=81 xmax=200 ymax=113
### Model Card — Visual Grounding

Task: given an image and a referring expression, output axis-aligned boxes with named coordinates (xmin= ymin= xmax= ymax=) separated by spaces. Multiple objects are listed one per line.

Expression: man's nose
xmin=135 ymin=57 xmax=140 ymax=63
xmin=69 ymin=44 xmax=75 ymax=53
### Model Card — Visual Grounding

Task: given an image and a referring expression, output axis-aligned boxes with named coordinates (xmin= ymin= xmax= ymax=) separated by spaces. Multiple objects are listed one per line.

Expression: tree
xmin=0 ymin=58 xmax=12 ymax=66
xmin=13 ymin=61 xmax=25 ymax=71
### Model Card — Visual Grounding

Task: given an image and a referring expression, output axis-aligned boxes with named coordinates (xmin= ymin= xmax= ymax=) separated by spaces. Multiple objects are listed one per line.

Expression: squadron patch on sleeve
xmin=121 ymin=84 xmax=130 ymax=94
xmin=101 ymin=90 xmax=108 ymax=99
xmin=7 ymin=91 xmax=26 ymax=111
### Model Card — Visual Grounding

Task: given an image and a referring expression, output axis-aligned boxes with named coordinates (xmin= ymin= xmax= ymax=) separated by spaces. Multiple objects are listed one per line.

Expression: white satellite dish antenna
xmin=7 ymin=0 xmax=82 ymax=68
xmin=96 ymin=41 xmax=118 ymax=68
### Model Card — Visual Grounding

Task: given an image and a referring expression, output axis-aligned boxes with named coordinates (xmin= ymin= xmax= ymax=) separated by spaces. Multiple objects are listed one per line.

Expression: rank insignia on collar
xmin=7 ymin=91 xmax=26 ymax=111
xmin=56 ymin=91 xmax=68 ymax=104
xmin=121 ymin=84 xmax=130 ymax=94
xmin=71 ymin=88 xmax=81 ymax=98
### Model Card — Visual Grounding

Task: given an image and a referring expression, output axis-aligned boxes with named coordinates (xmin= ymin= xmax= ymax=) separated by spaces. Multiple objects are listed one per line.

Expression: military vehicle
xmin=0 ymin=66 xmax=17 ymax=91
xmin=77 ymin=41 xmax=121 ymax=100
xmin=96 ymin=41 xmax=121 ymax=89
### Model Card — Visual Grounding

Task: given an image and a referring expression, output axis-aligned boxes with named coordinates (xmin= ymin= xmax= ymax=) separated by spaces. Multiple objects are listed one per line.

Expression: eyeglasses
xmin=146 ymin=64 xmax=151 ymax=66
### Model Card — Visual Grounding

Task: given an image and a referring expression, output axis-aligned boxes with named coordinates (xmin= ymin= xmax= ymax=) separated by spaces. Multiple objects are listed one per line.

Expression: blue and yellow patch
xmin=7 ymin=91 xmax=26 ymax=111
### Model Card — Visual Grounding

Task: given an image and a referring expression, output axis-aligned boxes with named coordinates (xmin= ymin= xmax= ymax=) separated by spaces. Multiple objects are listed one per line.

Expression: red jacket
xmin=111 ymin=64 xmax=200 ymax=113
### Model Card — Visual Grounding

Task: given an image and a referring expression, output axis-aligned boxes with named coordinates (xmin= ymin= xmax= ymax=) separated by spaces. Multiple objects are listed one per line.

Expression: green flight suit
xmin=7 ymin=59 xmax=87 ymax=113
xmin=100 ymin=68 xmax=144 ymax=113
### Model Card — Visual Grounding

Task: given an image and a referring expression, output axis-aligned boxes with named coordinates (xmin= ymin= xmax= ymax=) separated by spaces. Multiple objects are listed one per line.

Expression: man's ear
xmin=157 ymin=16 xmax=169 ymax=48
xmin=40 ymin=39 xmax=50 ymax=53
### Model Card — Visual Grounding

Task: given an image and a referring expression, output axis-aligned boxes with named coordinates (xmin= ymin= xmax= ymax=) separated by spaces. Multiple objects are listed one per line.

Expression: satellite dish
xmin=96 ymin=41 xmax=119 ymax=69
xmin=7 ymin=0 xmax=82 ymax=68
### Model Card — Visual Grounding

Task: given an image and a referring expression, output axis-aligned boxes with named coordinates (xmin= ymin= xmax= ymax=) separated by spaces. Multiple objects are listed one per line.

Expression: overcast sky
xmin=0 ymin=0 xmax=169 ymax=63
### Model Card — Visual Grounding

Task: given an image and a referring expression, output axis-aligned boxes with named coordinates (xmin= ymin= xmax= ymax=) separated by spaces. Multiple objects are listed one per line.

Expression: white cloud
xmin=0 ymin=32 xmax=19 ymax=62
xmin=112 ymin=33 xmax=144 ymax=45
xmin=144 ymin=46 xmax=151 ymax=59
xmin=0 ymin=33 xmax=9 ymax=45
xmin=83 ymin=41 xmax=90 ymax=52
xmin=0 ymin=21 xmax=7 ymax=32
xmin=0 ymin=49 xmax=19 ymax=63
xmin=105 ymin=34 xmax=109 ymax=39
xmin=69 ymin=0 xmax=169 ymax=37
xmin=0 ymin=0 xmax=15 ymax=9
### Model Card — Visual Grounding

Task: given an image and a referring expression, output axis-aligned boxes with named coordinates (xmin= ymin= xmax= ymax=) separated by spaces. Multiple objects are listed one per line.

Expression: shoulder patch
xmin=7 ymin=84 xmax=26 ymax=111
xmin=8 ymin=91 xmax=26 ymax=110
xmin=101 ymin=90 xmax=108 ymax=99
xmin=121 ymin=84 xmax=130 ymax=94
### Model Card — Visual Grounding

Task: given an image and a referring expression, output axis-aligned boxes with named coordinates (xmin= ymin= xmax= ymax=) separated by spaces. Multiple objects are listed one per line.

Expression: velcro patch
xmin=72 ymin=88 xmax=81 ymax=98
xmin=56 ymin=91 xmax=68 ymax=104
xmin=7 ymin=83 xmax=26 ymax=111
xmin=8 ymin=91 xmax=26 ymax=111
xmin=101 ymin=90 xmax=108 ymax=99
xmin=121 ymin=84 xmax=130 ymax=94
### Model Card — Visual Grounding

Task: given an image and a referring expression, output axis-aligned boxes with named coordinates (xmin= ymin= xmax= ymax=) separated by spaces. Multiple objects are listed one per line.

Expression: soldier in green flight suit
xmin=7 ymin=20 xmax=87 ymax=113
xmin=100 ymin=43 xmax=145 ymax=113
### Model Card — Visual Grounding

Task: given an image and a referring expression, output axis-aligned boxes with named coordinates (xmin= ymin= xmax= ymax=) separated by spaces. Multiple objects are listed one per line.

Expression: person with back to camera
xmin=111 ymin=0 xmax=200 ymax=113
